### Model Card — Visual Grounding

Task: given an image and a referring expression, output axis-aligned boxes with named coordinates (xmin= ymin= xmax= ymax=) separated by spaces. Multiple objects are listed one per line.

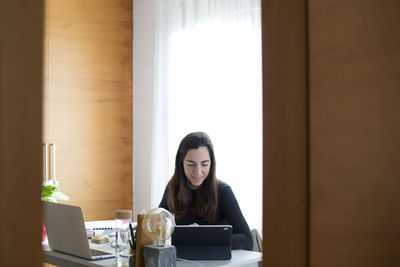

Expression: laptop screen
xmin=43 ymin=202 xmax=114 ymax=260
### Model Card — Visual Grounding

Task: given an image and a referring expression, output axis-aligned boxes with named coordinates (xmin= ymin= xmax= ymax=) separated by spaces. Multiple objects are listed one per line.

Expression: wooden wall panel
xmin=44 ymin=0 xmax=133 ymax=220
xmin=262 ymin=1 xmax=308 ymax=266
xmin=0 ymin=1 xmax=44 ymax=266
xmin=309 ymin=0 xmax=400 ymax=266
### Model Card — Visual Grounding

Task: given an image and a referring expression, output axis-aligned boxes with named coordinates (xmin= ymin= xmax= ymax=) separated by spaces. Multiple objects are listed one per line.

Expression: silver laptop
xmin=43 ymin=202 xmax=114 ymax=260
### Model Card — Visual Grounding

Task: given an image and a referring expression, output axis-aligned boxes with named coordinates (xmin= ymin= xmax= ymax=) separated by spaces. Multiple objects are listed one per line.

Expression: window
xmin=134 ymin=0 xmax=262 ymax=234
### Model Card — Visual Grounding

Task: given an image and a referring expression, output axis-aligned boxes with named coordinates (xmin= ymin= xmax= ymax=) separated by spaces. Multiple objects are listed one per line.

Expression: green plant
xmin=42 ymin=180 xmax=69 ymax=202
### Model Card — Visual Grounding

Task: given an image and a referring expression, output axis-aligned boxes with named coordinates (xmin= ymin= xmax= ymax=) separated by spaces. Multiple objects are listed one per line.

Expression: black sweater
xmin=159 ymin=180 xmax=253 ymax=250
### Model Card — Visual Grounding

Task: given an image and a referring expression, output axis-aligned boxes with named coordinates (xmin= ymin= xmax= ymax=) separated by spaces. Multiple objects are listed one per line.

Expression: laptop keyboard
xmin=91 ymin=249 xmax=112 ymax=256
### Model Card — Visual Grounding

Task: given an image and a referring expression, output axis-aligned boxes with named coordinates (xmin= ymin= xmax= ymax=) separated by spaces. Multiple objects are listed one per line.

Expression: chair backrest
xmin=251 ymin=229 xmax=263 ymax=252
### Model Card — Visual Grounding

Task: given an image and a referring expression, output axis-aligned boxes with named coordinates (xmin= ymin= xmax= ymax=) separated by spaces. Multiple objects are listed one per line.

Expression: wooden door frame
xmin=0 ymin=1 xmax=45 ymax=266
xmin=262 ymin=0 xmax=309 ymax=266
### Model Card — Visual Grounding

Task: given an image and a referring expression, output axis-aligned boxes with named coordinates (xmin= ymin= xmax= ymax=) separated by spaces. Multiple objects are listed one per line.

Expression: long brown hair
xmin=167 ymin=132 xmax=218 ymax=223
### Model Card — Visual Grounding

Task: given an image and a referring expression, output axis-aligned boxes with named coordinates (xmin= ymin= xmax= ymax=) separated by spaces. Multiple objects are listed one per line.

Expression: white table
xmin=176 ymin=250 xmax=262 ymax=267
xmin=43 ymin=243 xmax=262 ymax=267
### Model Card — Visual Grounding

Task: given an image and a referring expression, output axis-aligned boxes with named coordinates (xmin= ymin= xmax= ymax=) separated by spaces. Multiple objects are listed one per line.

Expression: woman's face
xmin=183 ymin=146 xmax=211 ymax=189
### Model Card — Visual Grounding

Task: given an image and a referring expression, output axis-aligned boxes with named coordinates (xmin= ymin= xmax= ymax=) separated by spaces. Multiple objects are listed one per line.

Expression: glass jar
xmin=115 ymin=209 xmax=132 ymax=267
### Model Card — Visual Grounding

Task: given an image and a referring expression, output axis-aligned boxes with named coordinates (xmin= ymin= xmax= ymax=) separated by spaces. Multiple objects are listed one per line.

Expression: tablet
xmin=171 ymin=225 xmax=232 ymax=260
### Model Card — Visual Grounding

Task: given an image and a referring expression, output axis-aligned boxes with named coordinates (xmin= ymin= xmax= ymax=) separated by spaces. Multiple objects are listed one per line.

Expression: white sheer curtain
xmin=134 ymin=0 xmax=262 ymax=233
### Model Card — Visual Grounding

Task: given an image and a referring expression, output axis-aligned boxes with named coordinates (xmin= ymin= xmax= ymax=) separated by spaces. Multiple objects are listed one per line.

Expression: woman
xmin=159 ymin=131 xmax=253 ymax=250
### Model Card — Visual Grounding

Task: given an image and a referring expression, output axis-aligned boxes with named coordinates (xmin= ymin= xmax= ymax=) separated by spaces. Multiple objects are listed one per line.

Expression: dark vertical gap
xmin=304 ymin=0 xmax=311 ymax=266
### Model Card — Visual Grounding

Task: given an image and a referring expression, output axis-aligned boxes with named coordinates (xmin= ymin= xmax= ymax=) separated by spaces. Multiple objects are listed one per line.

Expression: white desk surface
xmin=43 ymin=242 xmax=262 ymax=267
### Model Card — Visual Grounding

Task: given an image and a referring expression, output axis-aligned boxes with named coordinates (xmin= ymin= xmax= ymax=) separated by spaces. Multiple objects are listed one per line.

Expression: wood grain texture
xmin=0 ymin=1 xmax=44 ymax=266
xmin=44 ymin=0 xmax=133 ymax=220
xmin=309 ymin=0 xmax=400 ymax=266
xmin=261 ymin=0 xmax=309 ymax=266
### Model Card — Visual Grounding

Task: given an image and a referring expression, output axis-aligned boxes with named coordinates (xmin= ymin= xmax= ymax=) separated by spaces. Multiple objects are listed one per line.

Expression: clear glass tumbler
xmin=115 ymin=209 xmax=132 ymax=267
